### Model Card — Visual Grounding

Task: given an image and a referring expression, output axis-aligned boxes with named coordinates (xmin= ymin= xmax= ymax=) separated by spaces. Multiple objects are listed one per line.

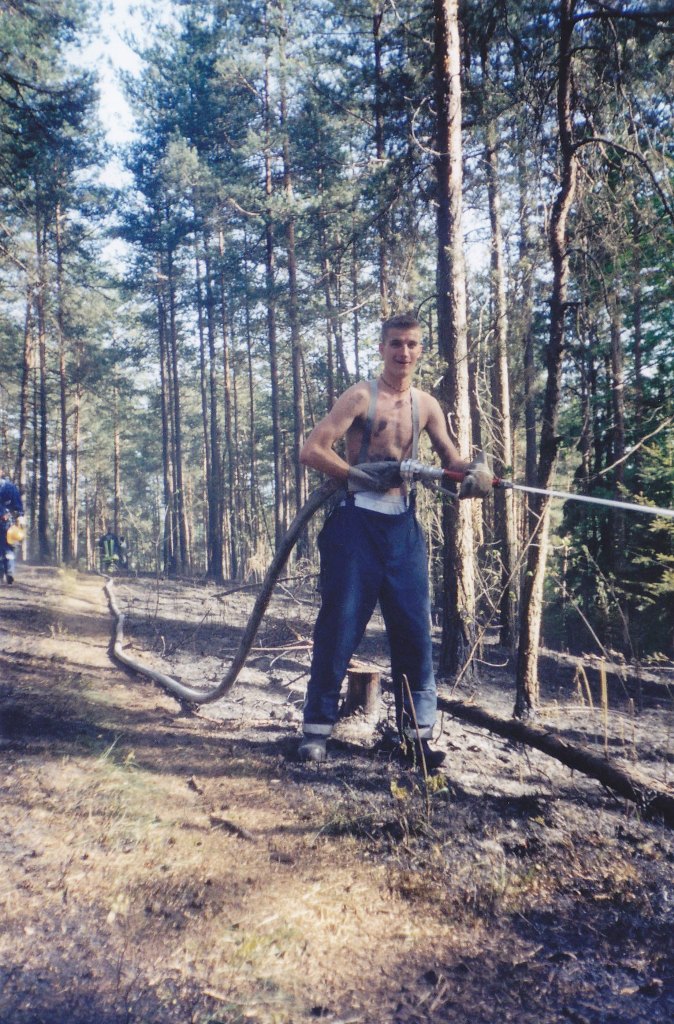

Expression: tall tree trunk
xmin=485 ymin=114 xmax=517 ymax=648
xmin=317 ymin=170 xmax=341 ymax=408
xmin=166 ymin=249 xmax=189 ymax=572
xmin=217 ymin=234 xmax=238 ymax=579
xmin=203 ymin=242 xmax=225 ymax=583
xmin=513 ymin=65 xmax=538 ymax=494
xmin=630 ymin=214 xmax=644 ymax=483
xmin=194 ymin=237 xmax=213 ymax=572
xmin=609 ymin=288 xmax=626 ymax=570
xmin=515 ymin=0 xmax=578 ymax=719
xmin=29 ymin=347 xmax=39 ymax=559
xmin=351 ymin=214 xmax=361 ymax=379
xmin=433 ymin=0 xmax=477 ymax=680
xmin=55 ymin=203 xmax=72 ymax=563
xmin=278 ymin=15 xmax=307 ymax=534
xmin=243 ymin=239 xmax=258 ymax=562
xmin=14 ymin=289 xmax=33 ymax=495
xmin=113 ymin=384 xmax=121 ymax=538
xmin=71 ymin=382 xmax=81 ymax=561
xmin=263 ymin=35 xmax=283 ymax=548
xmin=608 ymin=288 xmax=629 ymax=651
xmin=372 ymin=7 xmax=390 ymax=318
xmin=35 ymin=209 xmax=50 ymax=562
xmin=157 ymin=286 xmax=175 ymax=575
xmin=577 ymin=307 xmax=592 ymax=487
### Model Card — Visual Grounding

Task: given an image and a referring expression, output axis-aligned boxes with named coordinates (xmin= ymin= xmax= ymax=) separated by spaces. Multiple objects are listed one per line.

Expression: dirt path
xmin=1 ymin=565 xmax=673 ymax=1024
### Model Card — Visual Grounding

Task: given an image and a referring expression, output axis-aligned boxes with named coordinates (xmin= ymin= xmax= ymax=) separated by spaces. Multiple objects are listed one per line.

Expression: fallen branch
xmin=437 ymin=695 xmax=674 ymax=826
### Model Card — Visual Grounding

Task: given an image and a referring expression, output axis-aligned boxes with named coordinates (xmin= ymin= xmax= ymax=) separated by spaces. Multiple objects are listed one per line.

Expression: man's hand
xmin=347 ymin=461 xmax=402 ymax=494
xmin=459 ymin=453 xmax=493 ymax=499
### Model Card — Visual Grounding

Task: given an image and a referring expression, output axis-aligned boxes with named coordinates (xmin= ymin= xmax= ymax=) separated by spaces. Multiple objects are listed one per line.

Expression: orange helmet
xmin=6 ymin=523 xmax=25 ymax=545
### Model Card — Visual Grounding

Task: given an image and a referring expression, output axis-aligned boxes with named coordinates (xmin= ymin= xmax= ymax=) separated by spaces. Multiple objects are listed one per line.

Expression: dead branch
xmin=436 ymin=695 xmax=674 ymax=826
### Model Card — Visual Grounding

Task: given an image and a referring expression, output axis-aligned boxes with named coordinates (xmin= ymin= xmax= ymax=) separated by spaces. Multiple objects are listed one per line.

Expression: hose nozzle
xmin=400 ymin=459 xmax=444 ymax=485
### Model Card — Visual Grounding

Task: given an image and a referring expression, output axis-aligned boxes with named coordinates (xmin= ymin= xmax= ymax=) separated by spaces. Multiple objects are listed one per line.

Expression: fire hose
xmin=105 ymin=478 xmax=341 ymax=704
xmin=399 ymin=458 xmax=674 ymax=520
xmin=105 ymin=461 xmax=673 ymax=706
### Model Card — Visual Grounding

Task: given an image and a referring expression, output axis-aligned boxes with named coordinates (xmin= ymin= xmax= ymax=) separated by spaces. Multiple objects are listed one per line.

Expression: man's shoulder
xmin=411 ymin=385 xmax=439 ymax=408
xmin=337 ymin=379 xmax=373 ymax=410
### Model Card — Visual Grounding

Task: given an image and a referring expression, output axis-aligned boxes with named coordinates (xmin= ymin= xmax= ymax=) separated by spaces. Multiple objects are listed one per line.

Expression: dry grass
xmin=0 ymin=566 xmax=672 ymax=1023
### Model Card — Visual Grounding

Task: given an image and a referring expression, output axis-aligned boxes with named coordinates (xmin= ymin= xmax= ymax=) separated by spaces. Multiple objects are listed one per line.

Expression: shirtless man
xmin=298 ymin=313 xmax=492 ymax=765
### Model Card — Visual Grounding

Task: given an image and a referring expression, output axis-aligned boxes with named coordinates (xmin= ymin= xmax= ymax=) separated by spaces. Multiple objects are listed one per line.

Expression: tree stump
xmin=342 ymin=661 xmax=381 ymax=719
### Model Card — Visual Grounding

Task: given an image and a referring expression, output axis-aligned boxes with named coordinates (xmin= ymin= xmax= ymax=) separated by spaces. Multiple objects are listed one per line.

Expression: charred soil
xmin=1 ymin=565 xmax=673 ymax=1024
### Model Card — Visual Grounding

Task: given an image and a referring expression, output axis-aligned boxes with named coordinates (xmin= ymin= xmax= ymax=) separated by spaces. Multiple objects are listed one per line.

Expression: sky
xmin=80 ymin=0 xmax=143 ymax=147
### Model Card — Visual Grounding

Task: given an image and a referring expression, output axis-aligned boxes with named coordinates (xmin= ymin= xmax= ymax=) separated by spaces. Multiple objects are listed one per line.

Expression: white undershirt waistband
xmin=345 ymin=492 xmax=407 ymax=515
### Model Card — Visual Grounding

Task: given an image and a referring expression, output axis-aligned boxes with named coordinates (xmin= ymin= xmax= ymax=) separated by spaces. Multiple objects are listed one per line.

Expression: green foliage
xmin=0 ymin=0 xmax=672 ymax=658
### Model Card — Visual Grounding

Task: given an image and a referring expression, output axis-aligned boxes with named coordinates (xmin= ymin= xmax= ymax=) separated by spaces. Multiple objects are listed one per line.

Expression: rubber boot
xmin=297 ymin=734 xmax=327 ymax=762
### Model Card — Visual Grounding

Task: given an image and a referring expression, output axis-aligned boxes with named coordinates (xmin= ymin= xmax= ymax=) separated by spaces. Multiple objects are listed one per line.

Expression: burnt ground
xmin=0 ymin=563 xmax=673 ymax=1024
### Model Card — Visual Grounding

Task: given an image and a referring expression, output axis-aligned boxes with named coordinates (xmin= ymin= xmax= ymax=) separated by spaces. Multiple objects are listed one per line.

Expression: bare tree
xmin=433 ymin=0 xmax=478 ymax=680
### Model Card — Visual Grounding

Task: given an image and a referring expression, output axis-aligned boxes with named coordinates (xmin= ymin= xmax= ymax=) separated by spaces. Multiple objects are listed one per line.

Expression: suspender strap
xmin=357 ymin=379 xmax=420 ymax=458
xmin=357 ymin=379 xmax=379 ymax=465
xmin=356 ymin=381 xmax=419 ymax=496
xmin=409 ymin=388 xmax=419 ymax=493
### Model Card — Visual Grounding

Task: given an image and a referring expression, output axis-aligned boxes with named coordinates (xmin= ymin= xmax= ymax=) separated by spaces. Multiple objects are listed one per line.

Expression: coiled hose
xmin=105 ymin=479 xmax=341 ymax=705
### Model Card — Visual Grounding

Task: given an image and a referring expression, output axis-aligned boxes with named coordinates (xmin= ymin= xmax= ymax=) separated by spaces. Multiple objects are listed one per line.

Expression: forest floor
xmin=1 ymin=564 xmax=673 ymax=1024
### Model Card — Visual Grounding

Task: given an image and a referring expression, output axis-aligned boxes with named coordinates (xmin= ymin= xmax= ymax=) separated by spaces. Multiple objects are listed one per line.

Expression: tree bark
xmin=204 ymin=242 xmax=225 ymax=582
xmin=485 ymin=112 xmax=517 ymax=648
xmin=35 ymin=207 xmax=50 ymax=562
xmin=194 ymin=237 xmax=213 ymax=573
xmin=515 ymin=0 xmax=578 ymax=718
xmin=166 ymin=247 xmax=189 ymax=572
xmin=609 ymin=287 xmax=626 ymax=578
xmin=14 ymin=289 xmax=33 ymax=496
xmin=217 ymin=237 xmax=238 ymax=578
xmin=156 ymin=284 xmax=175 ymax=575
xmin=263 ymin=28 xmax=284 ymax=549
xmin=242 ymin=239 xmax=259 ymax=564
xmin=372 ymin=7 xmax=390 ymax=318
xmin=55 ymin=203 xmax=72 ymax=564
xmin=433 ymin=0 xmax=477 ymax=680
xmin=71 ymin=382 xmax=81 ymax=561
xmin=112 ymin=385 xmax=121 ymax=538
xmin=279 ymin=16 xmax=307 ymax=536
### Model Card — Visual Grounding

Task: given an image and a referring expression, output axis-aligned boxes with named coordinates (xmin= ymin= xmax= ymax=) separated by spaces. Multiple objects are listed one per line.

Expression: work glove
xmin=459 ymin=452 xmax=493 ymax=499
xmin=347 ymin=461 xmax=402 ymax=494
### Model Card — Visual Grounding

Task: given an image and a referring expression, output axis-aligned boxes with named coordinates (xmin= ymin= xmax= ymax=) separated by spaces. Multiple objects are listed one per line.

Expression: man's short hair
xmin=381 ymin=313 xmax=422 ymax=340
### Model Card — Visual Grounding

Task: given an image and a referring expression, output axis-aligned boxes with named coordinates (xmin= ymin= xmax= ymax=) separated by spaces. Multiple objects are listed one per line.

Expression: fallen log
xmin=437 ymin=695 xmax=674 ymax=827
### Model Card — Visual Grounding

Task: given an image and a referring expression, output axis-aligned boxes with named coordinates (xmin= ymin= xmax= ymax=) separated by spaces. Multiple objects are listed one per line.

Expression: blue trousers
xmin=303 ymin=498 xmax=436 ymax=739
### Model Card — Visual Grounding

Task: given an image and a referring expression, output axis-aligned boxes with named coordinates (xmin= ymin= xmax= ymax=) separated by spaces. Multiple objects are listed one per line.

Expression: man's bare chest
xmin=346 ymin=391 xmax=416 ymax=463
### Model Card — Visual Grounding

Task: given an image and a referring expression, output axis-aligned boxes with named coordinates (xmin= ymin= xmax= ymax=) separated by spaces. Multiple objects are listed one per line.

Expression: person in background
xmin=98 ymin=528 xmax=120 ymax=572
xmin=0 ymin=471 xmax=25 ymax=586
xmin=118 ymin=536 xmax=128 ymax=570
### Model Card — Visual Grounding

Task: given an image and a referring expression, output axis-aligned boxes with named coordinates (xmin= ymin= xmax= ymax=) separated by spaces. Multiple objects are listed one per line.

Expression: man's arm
xmin=300 ymin=383 xmax=370 ymax=482
xmin=423 ymin=393 xmax=494 ymax=499
xmin=423 ymin=394 xmax=470 ymax=473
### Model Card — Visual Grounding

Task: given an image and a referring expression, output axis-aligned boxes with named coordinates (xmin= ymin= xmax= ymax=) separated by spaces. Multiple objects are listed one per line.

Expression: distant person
xmin=118 ymin=535 xmax=128 ymax=570
xmin=0 ymin=471 xmax=25 ymax=586
xmin=98 ymin=529 xmax=120 ymax=572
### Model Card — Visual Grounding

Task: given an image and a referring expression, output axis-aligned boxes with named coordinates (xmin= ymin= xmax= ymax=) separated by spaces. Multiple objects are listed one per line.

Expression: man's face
xmin=379 ymin=327 xmax=423 ymax=379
